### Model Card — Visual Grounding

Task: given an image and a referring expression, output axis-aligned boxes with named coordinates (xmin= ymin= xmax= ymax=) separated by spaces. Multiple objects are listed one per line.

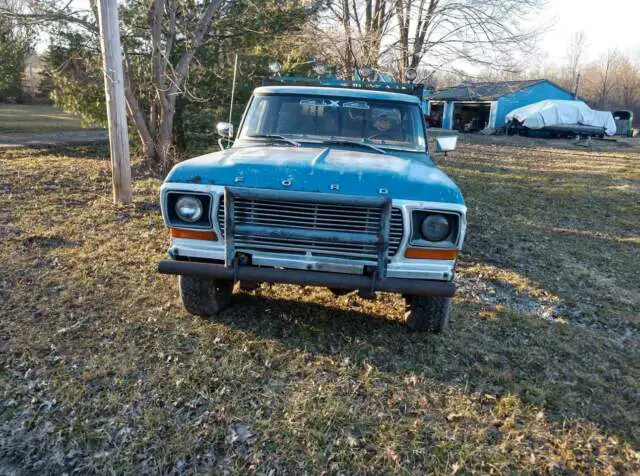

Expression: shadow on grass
xmin=1 ymin=143 xmax=110 ymax=159
xmin=209 ymin=288 xmax=640 ymax=445
xmin=20 ymin=234 xmax=81 ymax=249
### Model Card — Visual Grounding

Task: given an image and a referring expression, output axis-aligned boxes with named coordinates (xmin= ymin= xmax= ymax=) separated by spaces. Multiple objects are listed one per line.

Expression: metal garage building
xmin=426 ymin=79 xmax=580 ymax=132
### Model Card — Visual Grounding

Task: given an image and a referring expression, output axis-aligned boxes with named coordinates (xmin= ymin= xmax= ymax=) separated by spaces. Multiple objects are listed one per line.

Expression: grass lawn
xmin=0 ymin=141 xmax=639 ymax=473
xmin=0 ymin=104 xmax=91 ymax=133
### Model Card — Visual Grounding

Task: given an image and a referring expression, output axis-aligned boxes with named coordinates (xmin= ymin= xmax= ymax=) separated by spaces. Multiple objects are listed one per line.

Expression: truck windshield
xmin=239 ymin=94 xmax=426 ymax=153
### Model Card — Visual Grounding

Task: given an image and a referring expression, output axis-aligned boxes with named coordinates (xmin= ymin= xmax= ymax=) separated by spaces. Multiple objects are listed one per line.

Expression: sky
xmin=537 ymin=0 xmax=640 ymax=65
xmin=39 ymin=0 xmax=640 ymax=67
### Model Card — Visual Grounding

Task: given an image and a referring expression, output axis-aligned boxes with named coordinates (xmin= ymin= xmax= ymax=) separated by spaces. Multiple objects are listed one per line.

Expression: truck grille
xmin=217 ymin=196 xmax=404 ymax=260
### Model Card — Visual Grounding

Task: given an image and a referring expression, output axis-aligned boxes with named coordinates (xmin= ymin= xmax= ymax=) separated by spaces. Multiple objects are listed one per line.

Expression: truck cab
xmin=158 ymin=79 xmax=466 ymax=332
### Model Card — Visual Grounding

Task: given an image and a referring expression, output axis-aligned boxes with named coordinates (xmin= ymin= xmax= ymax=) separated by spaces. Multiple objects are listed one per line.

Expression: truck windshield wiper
xmin=321 ymin=139 xmax=386 ymax=155
xmin=247 ymin=134 xmax=300 ymax=147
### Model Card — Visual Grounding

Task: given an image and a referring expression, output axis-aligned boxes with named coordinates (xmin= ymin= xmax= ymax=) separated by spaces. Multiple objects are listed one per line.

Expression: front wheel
xmin=179 ymin=275 xmax=234 ymax=318
xmin=404 ymin=296 xmax=452 ymax=333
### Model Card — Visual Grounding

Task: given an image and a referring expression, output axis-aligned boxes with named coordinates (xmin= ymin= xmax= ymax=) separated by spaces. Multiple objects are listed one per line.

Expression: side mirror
xmin=216 ymin=122 xmax=234 ymax=138
xmin=434 ymin=135 xmax=457 ymax=153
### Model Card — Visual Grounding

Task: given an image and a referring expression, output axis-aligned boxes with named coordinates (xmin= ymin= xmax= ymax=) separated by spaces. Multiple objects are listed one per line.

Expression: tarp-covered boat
xmin=505 ymin=100 xmax=616 ymax=136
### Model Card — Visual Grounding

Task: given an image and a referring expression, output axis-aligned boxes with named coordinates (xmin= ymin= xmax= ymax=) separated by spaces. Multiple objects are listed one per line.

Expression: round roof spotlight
xmin=268 ymin=60 xmax=282 ymax=75
xmin=405 ymin=68 xmax=418 ymax=82
xmin=358 ymin=65 xmax=373 ymax=80
xmin=313 ymin=63 xmax=327 ymax=76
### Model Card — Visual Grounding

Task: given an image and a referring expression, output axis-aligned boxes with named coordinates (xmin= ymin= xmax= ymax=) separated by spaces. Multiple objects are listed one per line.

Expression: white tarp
xmin=505 ymin=100 xmax=616 ymax=136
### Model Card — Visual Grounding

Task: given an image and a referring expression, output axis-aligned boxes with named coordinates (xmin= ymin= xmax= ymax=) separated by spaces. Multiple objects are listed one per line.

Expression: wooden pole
xmin=97 ymin=0 xmax=132 ymax=204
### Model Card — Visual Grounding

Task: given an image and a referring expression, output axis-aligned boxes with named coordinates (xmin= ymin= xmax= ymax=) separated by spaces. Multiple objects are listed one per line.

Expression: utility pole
xmin=97 ymin=0 xmax=132 ymax=204
xmin=574 ymin=72 xmax=582 ymax=100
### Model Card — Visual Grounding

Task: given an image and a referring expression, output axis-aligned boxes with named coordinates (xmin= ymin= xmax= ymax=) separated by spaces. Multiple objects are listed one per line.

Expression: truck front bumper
xmin=157 ymin=260 xmax=456 ymax=298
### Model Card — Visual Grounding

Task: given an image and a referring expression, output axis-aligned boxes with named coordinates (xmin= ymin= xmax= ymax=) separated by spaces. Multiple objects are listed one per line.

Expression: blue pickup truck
xmin=158 ymin=78 xmax=466 ymax=332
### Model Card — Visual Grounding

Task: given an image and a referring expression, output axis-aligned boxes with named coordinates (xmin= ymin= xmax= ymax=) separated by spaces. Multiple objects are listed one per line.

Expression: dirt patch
xmin=456 ymin=270 xmax=564 ymax=321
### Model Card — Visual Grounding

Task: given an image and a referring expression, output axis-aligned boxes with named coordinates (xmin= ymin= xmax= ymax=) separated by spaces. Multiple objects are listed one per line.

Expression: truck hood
xmin=165 ymin=145 xmax=464 ymax=204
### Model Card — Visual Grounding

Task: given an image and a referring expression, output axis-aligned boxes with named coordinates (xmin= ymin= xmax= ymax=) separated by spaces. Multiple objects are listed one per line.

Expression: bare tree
xmin=521 ymin=45 xmax=640 ymax=114
xmin=320 ymin=0 xmax=394 ymax=74
xmin=564 ymin=30 xmax=587 ymax=92
xmin=587 ymin=49 xmax=620 ymax=109
xmin=320 ymin=0 xmax=545 ymax=80
xmin=615 ymin=56 xmax=640 ymax=107
xmin=129 ymin=0 xmax=222 ymax=164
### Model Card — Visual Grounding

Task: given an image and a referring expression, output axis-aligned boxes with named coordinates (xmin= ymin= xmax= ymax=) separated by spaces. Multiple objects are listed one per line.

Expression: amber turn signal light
xmin=169 ymin=228 xmax=217 ymax=240
xmin=404 ymin=248 xmax=458 ymax=260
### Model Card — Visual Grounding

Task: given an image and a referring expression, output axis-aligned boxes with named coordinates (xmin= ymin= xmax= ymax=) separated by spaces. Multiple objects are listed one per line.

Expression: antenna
xmin=227 ymin=53 xmax=239 ymax=148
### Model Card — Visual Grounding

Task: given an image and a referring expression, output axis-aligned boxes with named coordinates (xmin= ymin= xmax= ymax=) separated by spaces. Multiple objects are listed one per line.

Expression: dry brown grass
xmin=1 ymin=140 xmax=639 ymax=474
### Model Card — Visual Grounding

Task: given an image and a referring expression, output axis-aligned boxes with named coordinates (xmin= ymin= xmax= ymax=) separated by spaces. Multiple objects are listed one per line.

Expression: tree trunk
xmin=174 ymin=98 xmax=187 ymax=152
xmin=395 ymin=0 xmax=410 ymax=79
xmin=123 ymin=78 xmax=157 ymax=162
xmin=157 ymin=106 xmax=176 ymax=167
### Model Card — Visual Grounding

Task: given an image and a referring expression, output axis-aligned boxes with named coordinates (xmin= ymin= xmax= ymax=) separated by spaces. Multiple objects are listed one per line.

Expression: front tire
xmin=179 ymin=275 xmax=234 ymax=318
xmin=404 ymin=296 xmax=452 ymax=333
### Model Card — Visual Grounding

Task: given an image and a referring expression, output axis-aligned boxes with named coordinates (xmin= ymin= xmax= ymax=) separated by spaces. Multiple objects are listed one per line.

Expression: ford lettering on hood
xmin=165 ymin=145 xmax=464 ymax=204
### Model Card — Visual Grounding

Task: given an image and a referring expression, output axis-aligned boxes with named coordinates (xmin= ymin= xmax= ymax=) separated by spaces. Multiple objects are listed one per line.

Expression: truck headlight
xmin=175 ymin=196 xmax=203 ymax=223
xmin=421 ymin=214 xmax=451 ymax=242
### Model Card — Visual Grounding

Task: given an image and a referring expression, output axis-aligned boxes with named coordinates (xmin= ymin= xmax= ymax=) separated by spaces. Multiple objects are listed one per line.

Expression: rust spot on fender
xmin=190 ymin=176 xmax=202 ymax=184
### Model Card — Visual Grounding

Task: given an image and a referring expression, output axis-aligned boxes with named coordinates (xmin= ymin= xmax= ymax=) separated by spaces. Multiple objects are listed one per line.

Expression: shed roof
xmin=429 ymin=79 xmax=573 ymax=101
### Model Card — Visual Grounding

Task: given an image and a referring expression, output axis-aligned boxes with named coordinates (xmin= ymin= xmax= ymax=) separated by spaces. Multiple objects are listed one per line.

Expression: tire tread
xmin=179 ymin=275 xmax=233 ymax=318
xmin=405 ymin=296 xmax=451 ymax=333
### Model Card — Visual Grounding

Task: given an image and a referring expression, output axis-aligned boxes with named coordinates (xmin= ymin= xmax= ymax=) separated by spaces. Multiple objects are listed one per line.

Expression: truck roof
xmin=254 ymin=85 xmax=422 ymax=105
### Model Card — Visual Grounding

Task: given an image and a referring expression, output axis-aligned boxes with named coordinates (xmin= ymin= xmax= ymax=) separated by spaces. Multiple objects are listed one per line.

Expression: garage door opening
xmin=427 ymin=103 xmax=444 ymax=128
xmin=613 ymin=110 xmax=633 ymax=136
xmin=452 ymin=102 xmax=491 ymax=132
